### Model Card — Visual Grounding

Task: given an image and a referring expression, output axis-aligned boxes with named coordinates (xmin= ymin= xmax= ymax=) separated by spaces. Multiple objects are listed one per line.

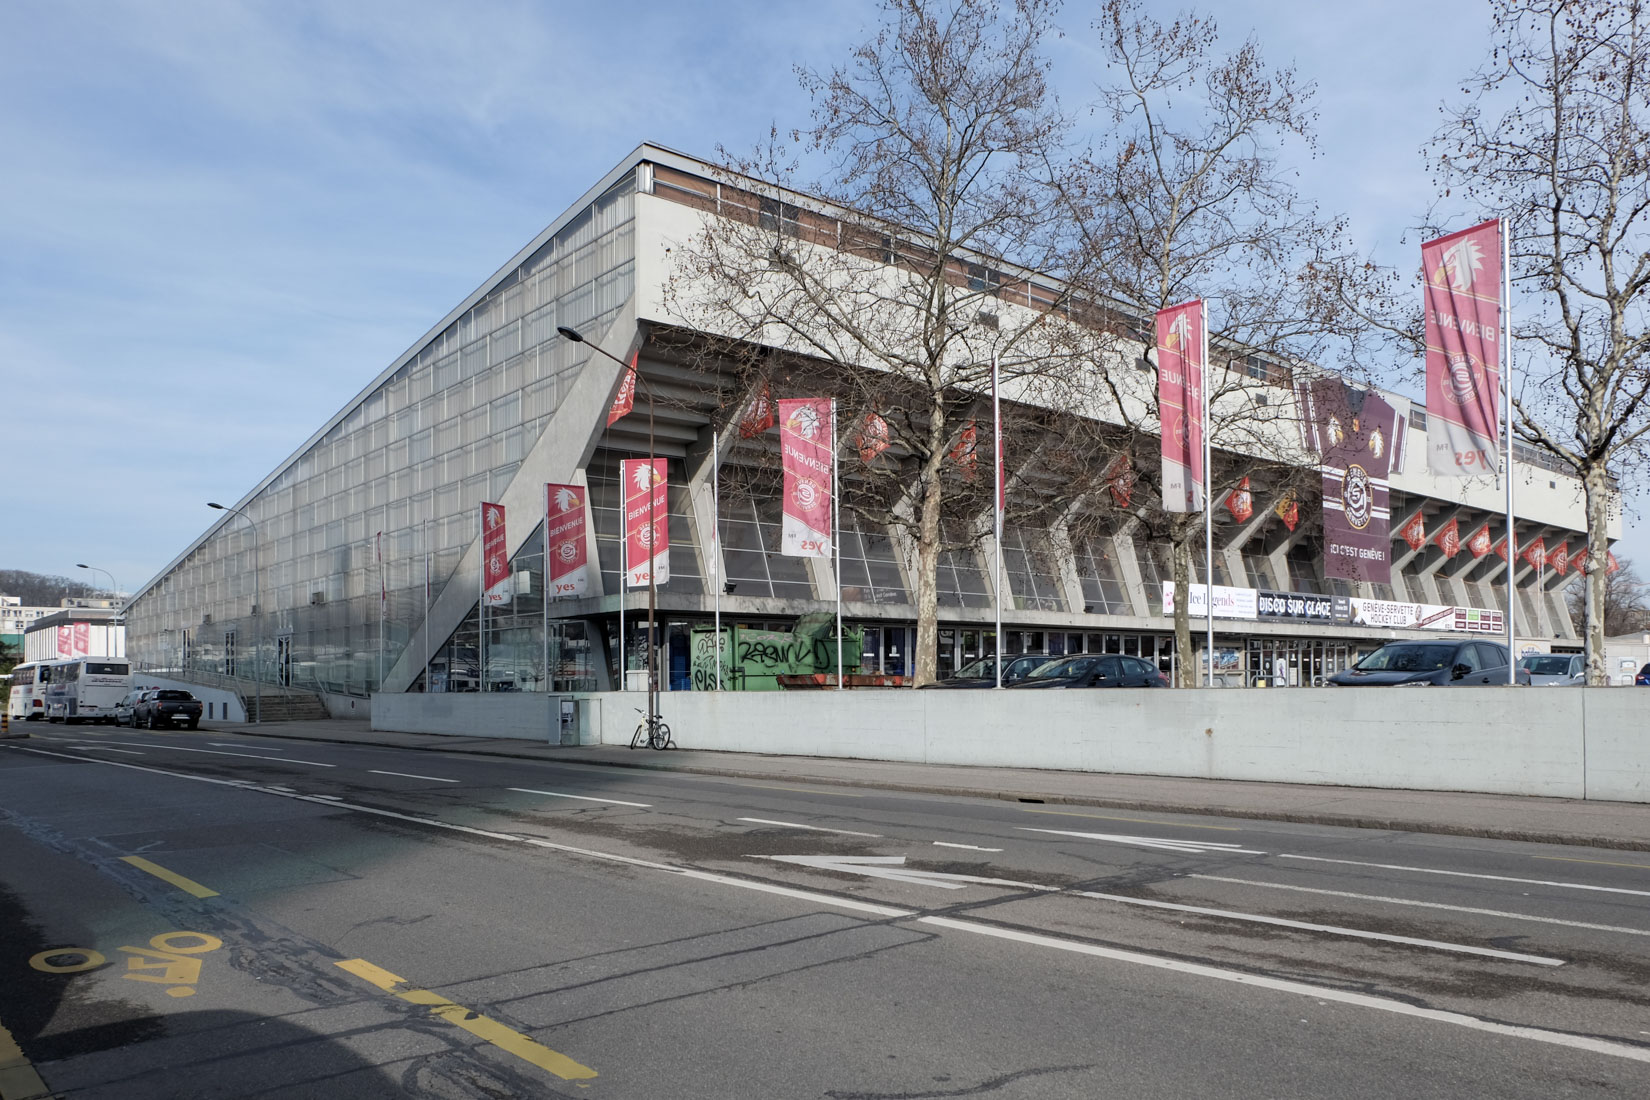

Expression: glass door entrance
xmin=1245 ymin=638 xmax=1355 ymax=686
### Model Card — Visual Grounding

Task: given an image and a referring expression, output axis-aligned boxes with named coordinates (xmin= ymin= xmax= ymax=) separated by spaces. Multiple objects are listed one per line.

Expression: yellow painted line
xmin=738 ymin=783 xmax=863 ymax=798
xmin=1019 ymin=807 xmax=1239 ymax=831
xmin=1533 ymin=855 xmax=1650 ymax=871
xmin=0 ymin=1018 xmax=50 ymax=1100
xmin=336 ymin=958 xmax=596 ymax=1081
xmin=121 ymin=856 xmax=219 ymax=898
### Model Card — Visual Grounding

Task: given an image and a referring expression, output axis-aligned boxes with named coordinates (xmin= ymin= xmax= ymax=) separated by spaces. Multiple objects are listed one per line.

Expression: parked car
xmin=1007 ymin=653 xmax=1170 ymax=689
xmin=113 ymin=690 xmax=152 ymax=727
xmin=1518 ymin=653 xmax=1585 ymax=686
xmin=926 ymin=654 xmax=1055 ymax=688
xmin=1327 ymin=640 xmax=1528 ymax=687
xmin=1636 ymin=663 xmax=1650 ymax=686
xmin=135 ymin=689 xmax=203 ymax=730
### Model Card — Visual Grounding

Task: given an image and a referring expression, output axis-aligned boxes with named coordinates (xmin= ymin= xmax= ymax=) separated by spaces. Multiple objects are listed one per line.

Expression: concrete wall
xmin=371 ymin=687 xmax=1648 ymax=803
xmin=131 ymin=675 xmax=246 ymax=723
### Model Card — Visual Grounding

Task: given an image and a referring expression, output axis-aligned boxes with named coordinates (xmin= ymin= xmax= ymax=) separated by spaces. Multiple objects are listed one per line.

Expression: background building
xmin=123 ymin=145 xmax=1609 ymax=705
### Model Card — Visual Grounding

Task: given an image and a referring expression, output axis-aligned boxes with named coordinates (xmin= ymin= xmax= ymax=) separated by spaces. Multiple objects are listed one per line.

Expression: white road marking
xmin=370 ymin=770 xmax=459 ymax=784
xmin=14 ymin=743 xmax=1650 ymax=1067
xmin=1073 ymin=889 xmax=1564 ymax=966
xmin=1279 ymin=854 xmax=1650 ymax=899
xmin=1192 ymin=874 xmax=1650 ymax=938
xmin=508 ymin=787 xmax=651 ymax=808
xmin=97 ymin=741 xmax=336 ymax=767
xmin=932 ymin=842 xmax=1004 ymax=852
xmin=915 ymin=916 xmax=1650 ymax=1065
xmin=737 ymin=817 xmax=882 ymax=837
xmin=83 ymin=747 xmax=145 ymax=756
xmin=1020 ymin=828 xmax=1267 ymax=855
xmin=210 ymin=742 xmax=281 ymax=751
xmin=311 ymin=795 xmax=344 ymax=801
xmin=764 ymin=854 xmax=1054 ymax=892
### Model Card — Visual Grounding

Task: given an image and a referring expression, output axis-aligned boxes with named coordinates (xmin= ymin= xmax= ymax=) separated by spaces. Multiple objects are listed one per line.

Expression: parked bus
xmin=43 ymin=657 xmax=132 ymax=724
xmin=7 ymin=661 xmax=50 ymax=722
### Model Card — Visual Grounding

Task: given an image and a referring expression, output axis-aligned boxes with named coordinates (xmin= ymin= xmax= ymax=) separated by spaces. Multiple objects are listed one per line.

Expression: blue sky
xmin=1 ymin=0 xmax=1628 ymax=594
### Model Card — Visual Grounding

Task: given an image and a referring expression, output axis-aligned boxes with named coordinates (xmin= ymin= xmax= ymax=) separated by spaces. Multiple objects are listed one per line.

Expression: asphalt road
xmin=3 ymin=724 xmax=1649 ymax=1098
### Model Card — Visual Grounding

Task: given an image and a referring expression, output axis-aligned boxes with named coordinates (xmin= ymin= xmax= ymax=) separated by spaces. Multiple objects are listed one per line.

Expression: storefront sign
xmin=1256 ymin=590 xmax=1350 ymax=623
xmin=1160 ymin=582 xmax=1257 ymax=620
xmin=1349 ymin=597 xmax=1503 ymax=634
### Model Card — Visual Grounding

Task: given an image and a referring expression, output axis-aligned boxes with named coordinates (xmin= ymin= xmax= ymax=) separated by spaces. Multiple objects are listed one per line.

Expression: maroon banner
xmin=545 ymin=483 xmax=590 ymax=598
xmin=1423 ymin=220 xmax=1502 ymax=475
xmin=621 ymin=459 xmax=668 ymax=588
xmin=1156 ymin=300 xmax=1204 ymax=511
xmin=779 ymin=398 xmax=833 ymax=557
xmin=1467 ymin=524 xmax=1492 ymax=559
xmin=1433 ymin=517 xmax=1461 ymax=558
xmin=481 ymin=502 xmax=511 ymax=606
xmin=1299 ymin=379 xmax=1396 ymax=584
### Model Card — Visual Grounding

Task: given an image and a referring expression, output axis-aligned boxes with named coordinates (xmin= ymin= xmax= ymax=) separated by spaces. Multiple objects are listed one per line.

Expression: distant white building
xmin=1603 ymin=632 xmax=1650 ymax=686
xmin=2 ymin=595 xmax=57 ymax=648
xmin=20 ymin=602 xmax=126 ymax=663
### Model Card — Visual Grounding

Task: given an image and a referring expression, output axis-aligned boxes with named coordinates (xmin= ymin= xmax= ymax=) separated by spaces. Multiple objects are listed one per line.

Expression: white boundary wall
xmin=373 ymin=688 xmax=1648 ymax=803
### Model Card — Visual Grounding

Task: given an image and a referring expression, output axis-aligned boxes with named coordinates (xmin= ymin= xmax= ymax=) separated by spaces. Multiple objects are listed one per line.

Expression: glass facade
xmin=126 ymin=175 xmax=638 ymax=694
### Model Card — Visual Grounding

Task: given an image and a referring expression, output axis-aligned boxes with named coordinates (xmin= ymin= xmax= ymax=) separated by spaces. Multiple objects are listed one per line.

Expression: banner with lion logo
xmin=545 ymin=483 xmax=590 ymax=598
xmin=620 ymin=459 xmax=668 ymax=588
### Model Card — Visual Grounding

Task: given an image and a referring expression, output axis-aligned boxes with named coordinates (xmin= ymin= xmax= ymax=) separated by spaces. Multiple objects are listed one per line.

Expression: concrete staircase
xmin=244 ymin=692 xmax=331 ymax=723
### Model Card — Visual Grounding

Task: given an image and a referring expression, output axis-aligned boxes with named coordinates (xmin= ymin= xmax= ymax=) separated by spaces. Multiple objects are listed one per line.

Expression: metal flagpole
xmin=619 ymin=520 xmax=627 ymax=692
xmin=833 ymin=399 xmax=843 ymax=690
xmin=478 ymin=504 xmax=486 ymax=694
xmin=1202 ymin=301 xmax=1214 ymax=687
xmin=542 ymin=494 xmax=550 ymax=698
xmin=376 ymin=531 xmax=385 ymax=695
xmin=423 ymin=518 xmax=430 ymax=691
xmin=993 ymin=353 xmax=1004 ymax=690
xmin=713 ymin=430 xmax=723 ymax=691
xmin=1502 ymin=217 xmax=1517 ymax=683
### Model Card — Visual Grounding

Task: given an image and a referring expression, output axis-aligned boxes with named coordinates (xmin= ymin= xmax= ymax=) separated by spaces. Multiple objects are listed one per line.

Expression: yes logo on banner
xmin=1156 ymin=300 xmax=1205 ymax=512
xmin=545 ymin=484 xmax=591 ymax=598
xmin=481 ymin=502 xmax=512 ymax=606
xmin=606 ymin=352 xmax=639 ymax=426
xmin=779 ymin=398 xmax=834 ymax=558
xmin=621 ymin=459 xmax=669 ymax=587
xmin=1423 ymin=220 xmax=1503 ymax=475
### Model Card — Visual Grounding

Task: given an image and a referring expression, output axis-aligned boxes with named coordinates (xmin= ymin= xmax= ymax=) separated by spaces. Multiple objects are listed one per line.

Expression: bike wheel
xmin=630 ymin=722 xmax=648 ymax=750
xmin=649 ymin=721 xmax=672 ymax=750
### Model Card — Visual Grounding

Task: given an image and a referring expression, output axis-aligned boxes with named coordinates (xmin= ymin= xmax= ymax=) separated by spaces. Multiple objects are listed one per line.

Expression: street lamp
xmin=75 ymin=564 xmax=120 ymax=603
xmin=208 ymin=502 xmax=261 ymax=724
xmin=557 ymin=325 xmax=660 ymax=728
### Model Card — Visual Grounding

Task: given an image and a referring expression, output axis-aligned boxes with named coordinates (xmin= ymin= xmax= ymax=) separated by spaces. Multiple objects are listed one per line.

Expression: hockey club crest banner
xmin=1423 ymin=220 xmax=1502 ymax=475
xmin=1548 ymin=542 xmax=1570 ymax=576
xmin=739 ymin=386 xmax=775 ymax=438
xmin=1467 ymin=524 xmax=1492 ymax=558
xmin=481 ymin=502 xmax=512 ymax=606
xmin=621 ymin=459 xmax=669 ymax=588
xmin=855 ymin=412 xmax=890 ymax=464
xmin=1298 ymin=379 xmax=1397 ymax=584
xmin=1433 ymin=517 xmax=1461 ymax=558
xmin=1105 ymin=453 xmax=1136 ymax=508
xmin=1225 ymin=477 xmax=1253 ymax=523
xmin=779 ymin=398 xmax=834 ymax=558
xmin=1156 ymin=300 xmax=1204 ymax=511
xmin=1399 ymin=511 xmax=1427 ymax=552
xmin=545 ymin=483 xmax=591 ymax=598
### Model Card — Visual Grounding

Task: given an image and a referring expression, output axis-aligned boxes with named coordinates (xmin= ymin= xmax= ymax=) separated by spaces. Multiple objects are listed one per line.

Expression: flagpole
xmin=619 ymin=520 xmax=627 ymax=692
xmin=377 ymin=531 xmax=385 ymax=695
xmin=423 ymin=515 xmax=430 ymax=691
xmin=713 ymin=430 xmax=722 ymax=691
xmin=833 ymin=399 xmax=843 ymax=691
xmin=542 ymin=492 xmax=550 ymax=699
xmin=478 ymin=504 xmax=486 ymax=694
xmin=1502 ymin=217 xmax=1517 ymax=683
xmin=1202 ymin=301 xmax=1214 ymax=687
xmin=992 ymin=352 xmax=1004 ymax=690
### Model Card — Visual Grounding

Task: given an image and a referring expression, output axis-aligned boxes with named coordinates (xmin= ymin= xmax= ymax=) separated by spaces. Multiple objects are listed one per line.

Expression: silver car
xmin=1518 ymin=652 xmax=1585 ymax=686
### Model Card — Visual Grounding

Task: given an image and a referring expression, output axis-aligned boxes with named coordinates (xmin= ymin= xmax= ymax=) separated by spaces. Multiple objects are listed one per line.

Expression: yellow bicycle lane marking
xmin=336 ymin=958 xmax=597 ymax=1081
xmin=29 ymin=932 xmax=225 ymax=998
xmin=121 ymin=856 xmax=220 ymax=898
xmin=0 ymin=1016 xmax=50 ymax=1100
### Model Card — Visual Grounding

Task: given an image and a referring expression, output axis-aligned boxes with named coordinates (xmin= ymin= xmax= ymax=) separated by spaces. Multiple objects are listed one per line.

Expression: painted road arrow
xmin=762 ymin=855 xmax=1055 ymax=891
xmin=1018 ymin=829 xmax=1267 ymax=855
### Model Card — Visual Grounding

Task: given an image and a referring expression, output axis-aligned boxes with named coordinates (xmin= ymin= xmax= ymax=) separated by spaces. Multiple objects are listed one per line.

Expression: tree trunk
xmin=1583 ymin=464 xmax=1612 ymax=686
xmin=912 ymin=472 xmax=944 ymax=687
xmin=1171 ymin=526 xmax=1194 ymax=688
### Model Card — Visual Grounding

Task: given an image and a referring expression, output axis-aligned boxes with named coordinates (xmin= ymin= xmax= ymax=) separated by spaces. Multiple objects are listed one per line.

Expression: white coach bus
xmin=43 ymin=657 xmax=132 ymax=724
xmin=7 ymin=661 xmax=51 ymax=722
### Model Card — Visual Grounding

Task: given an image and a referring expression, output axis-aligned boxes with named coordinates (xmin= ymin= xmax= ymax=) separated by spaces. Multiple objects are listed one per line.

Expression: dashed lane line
xmin=737 ymin=817 xmax=882 ymax=837
xmin=12 ymin=743 xmax=1650 ymax=1068
xmin=93 ymin=742 xmax=337 ymax=767
xmin=1019 ymin=806 xmax=1240 ymax=831
xmin=1279 ymin=854 xmax=1650 ymax=898
xmin=120 ymin=856 xmax=220 ymax=899
xmin=508 ymin=788 xmax=651 ymax=808
xmin=736 ymin=782 xmax=865 ymax=798
xmin=370 ymin=770 xmax=459 ymax=783
xmin=932 ymin=842 xmax=1004 ymax=852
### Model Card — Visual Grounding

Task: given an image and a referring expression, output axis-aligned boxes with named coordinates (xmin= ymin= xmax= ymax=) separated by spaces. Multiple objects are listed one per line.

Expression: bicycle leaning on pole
xmin=631 ymin=708 xmax=673 ymax=751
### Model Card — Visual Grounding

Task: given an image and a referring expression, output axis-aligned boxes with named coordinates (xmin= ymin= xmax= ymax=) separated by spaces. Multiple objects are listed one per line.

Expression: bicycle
xmin=631 ymin=708 xmax=673 ymax=751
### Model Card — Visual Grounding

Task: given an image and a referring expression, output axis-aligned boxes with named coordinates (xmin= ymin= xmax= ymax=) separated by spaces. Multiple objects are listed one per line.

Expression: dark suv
xmin=1328 ymin=640 xmax=1528 ymax=687
xmin=137 ymin=690 xmax=203 ymax=730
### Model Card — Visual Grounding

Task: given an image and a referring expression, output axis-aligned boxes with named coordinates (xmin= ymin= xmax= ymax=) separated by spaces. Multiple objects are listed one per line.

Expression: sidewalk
xmin=198 ymin=719 xmax=1650 ymax=851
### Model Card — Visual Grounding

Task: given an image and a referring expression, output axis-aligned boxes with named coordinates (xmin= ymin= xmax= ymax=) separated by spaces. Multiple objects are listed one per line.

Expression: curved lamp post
xmin=556 ymin=325 xmax=659 ymax=728
xmin=75 ymin=564 xmax=120 ymax=602
xmin=208 ymin=502 xmax=261 ymax=724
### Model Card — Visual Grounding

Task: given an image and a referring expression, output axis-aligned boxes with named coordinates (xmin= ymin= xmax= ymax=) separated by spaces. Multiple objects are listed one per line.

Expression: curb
xmin=195 ymin=723 xmax=1650 ymax=853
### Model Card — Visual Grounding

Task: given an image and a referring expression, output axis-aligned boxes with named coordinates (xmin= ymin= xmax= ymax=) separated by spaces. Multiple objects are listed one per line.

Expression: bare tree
xmin=665 ymin=0 xmax=1086 ymax=685
xmin=1065 ymin=0 xmax=1350 ymax=685
xmin=1567 ymin=556 xmax=1650 ymax=636
xmin=1433 ymin=0 xmax=1650 ymax=683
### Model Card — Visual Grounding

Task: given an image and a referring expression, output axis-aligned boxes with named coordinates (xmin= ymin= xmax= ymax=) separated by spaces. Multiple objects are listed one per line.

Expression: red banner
xmin=621 ymin=459 xmax=668 ymax=588
xmin=779 ymin=398 xmax=834 ymax=557
xmin=1224 ymin=476 xmax=1253 ymax=523
xmin=950 ymin=421 xmax=979 ymax=478
xmin=57 ymin=624 xmax=71 ymax=657
xmin=1423 ymin=220 xmax=1502 ymax=475
xmin=1433 ymin=517 xmax=1461 ymax=558
xmin=855 ymin=412 xmax=890 ymax=464
xmin=481 ymin=502 xmax=511 ymax=606
xmin=1467 ymin=524 xmax=1492 ymax=558
xmin=1274 ymin=493 xmax=1299 ymax=532
xmin=72 ymin=622 xmax=88 ymax=656
xmin=545 ymin=483 xmax=590 ymax=598
xmin=1105 ymin=453 xmax=1136 ymax=508
xmin=1399 ymin=512 xmax=1427 ymax=552
xmin=739 ymin=386 xmax=775 ymax=438
xmin=606 ymin=352 xmax=638 ymax=426
xmin=1157 ymin=300 xmax=1204 ymax=511
xmin=1493 ymin=535 xmax=1510 ymax=561
xmin=1521 ymin=537 xmax=1546 ymax=571
xmin=1548 ymin=542 xmax=1570 ymax=576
